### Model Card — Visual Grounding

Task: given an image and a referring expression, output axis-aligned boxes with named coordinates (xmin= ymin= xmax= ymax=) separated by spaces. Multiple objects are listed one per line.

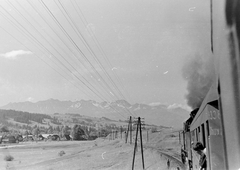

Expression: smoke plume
xmin=182 ymin=54 xmax=216 ymax=109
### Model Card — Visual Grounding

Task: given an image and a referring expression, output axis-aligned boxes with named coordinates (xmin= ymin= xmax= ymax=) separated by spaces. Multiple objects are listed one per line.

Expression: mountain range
xmin=0 ymin=99 xmax=190 ymax=129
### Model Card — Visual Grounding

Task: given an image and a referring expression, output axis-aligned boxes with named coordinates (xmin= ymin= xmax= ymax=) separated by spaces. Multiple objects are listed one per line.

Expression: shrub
xmin=4 ymin=155 xmax=14 ymax=161
xmin=71 ymin=125 xmax=85 ymax=140
xmin=58 ymin=151 xmax=65 ymax=156
xmin=151 ymin=127 xmax=157 ymax=133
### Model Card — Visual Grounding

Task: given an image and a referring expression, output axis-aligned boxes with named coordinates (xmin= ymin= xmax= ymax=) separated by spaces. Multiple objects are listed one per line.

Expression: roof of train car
xmin=191 ymin=85 xmax=219 ymax=125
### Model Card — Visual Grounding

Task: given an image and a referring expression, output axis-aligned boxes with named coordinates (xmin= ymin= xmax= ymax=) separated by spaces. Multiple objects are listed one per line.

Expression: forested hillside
xmin=0 ymin=109 xmax=52 ymax=124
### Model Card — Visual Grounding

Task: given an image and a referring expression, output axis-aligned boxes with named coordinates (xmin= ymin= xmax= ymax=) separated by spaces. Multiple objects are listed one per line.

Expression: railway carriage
xmin=182 ymin=85 xmax=226 ymax=170
xmin=182 ymin=0 xmax=240 ymax=169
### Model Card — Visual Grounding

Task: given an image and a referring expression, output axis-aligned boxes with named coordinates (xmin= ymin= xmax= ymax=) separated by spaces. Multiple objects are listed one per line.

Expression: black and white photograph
xmin=0 ymin=0 xmax=239 ymax=170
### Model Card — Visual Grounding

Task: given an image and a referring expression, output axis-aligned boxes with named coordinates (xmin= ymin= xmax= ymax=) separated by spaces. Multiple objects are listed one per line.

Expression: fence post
xmin=147 ymin=130 xmax=148 ymax=142
xmin=126 ymin=116 xmax=131 ymax=143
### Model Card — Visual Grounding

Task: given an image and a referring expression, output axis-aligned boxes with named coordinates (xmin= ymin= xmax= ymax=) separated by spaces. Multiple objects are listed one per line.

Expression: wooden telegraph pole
xmin=139 ymin=117 xmax=145 ymax=170
xmin=126 ymin=118 xmax=129 ymax=143
xmin=132 ymin=118 xmax=139 ymax=170
xmin=130 ymin=116 xmax=132 ymax=144
xmin=147 ymin=130 xmax=149 ymax=142
xmin=132 ymin=117 xmax=145 ymax=170
xmin=126 ymin=116 xmax=132 ymax=143
xmin=120 ymin=126 xmax=122 ymax=139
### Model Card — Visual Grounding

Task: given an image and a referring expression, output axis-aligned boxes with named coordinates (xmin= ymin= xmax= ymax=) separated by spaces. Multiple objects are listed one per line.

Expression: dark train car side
xmin=181 ymin=0 xmax=240 ymax=169
xmin=182 ymin=85 xmax=226 ymax=170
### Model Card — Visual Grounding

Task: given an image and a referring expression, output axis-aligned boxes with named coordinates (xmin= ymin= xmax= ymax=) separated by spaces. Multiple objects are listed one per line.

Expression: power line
xmin=2 ymin=0 xmax=112 ymax=103
xmin=54 ymin=0 xmax=123 ymax=101
xmin=0 ymin=25 xmax=94 ymax=100
xmin=38 ymin=0 xmax=132 ymax=118
xmin=55 ymin=0 xmax=135 ymax=117
xmin=72 ymin=0 xmax=131 ymax=102
xmin=0 ymin=0 xmax=132 ymax=119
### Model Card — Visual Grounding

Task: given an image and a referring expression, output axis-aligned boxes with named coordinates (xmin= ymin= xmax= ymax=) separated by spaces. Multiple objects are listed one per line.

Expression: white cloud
xmin=0 ymin=50 xmax=33 ymax=59
xmin=26 ymin=97 xmax=34 ymax=102
xmin=148 ymin=102 xmax=191 ymax=111
xmin=148 ymin=102 xmax=166 ymax=106
xmin=167 ymin=103 xmax=191 ymax=111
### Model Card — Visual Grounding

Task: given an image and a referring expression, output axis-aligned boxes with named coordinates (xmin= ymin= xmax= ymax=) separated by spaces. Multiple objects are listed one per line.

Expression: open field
xmin=0 ymin=129 xmax=186 ymax=170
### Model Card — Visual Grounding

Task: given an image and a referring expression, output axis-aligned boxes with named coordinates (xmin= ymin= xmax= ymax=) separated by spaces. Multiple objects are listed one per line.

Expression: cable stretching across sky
xmin=39 ymin=0 xmax=135 ymax=117
xmin=52 ymin=0 xmax=135 ymax=116
xmin=71 ymin=0 xmax=126 ymax=92
xmin=0 ymin=0 xmax=136 ymax=118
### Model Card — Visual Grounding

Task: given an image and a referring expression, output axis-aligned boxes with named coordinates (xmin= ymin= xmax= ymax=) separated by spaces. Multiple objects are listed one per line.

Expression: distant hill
xmin=0 ymin=109 xmax=53 ymax=124
xmin=0 ymin=99 xmax=190 ymax=128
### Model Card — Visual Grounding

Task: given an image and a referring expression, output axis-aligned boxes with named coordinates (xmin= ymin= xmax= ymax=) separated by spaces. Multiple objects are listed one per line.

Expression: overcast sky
xmin=0 ymin=0 xmax=212 ymax=108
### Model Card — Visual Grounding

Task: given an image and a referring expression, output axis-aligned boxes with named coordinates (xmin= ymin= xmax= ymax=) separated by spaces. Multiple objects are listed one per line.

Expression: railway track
xmin=144 ymin=145 xmax=187 ymax=170
xmin=156 ymin=149 xmax=186 ymax=170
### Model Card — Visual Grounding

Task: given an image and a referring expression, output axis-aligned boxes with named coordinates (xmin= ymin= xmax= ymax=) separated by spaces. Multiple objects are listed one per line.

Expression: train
xmin=181 ymin=84 xmax=225 ymax=169
xmin=181 ymin=0 xmax=240 ymax=170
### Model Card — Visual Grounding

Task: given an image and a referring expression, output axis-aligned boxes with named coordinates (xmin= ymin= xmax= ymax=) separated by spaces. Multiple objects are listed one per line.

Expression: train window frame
xmin=206 ymin=120 xmax=210 ymax=137
xmin=191 ymin=130 xmax=195 ymax=144
xmin=201 ymin=123 xmax=206 ymax=147
xmin=198 ymin=126 xmax=201 ymax=142
xmin=206 ymin=120 xmax=211 ymax=169
xmin=195 ymin=128 xmax=198 ymax=141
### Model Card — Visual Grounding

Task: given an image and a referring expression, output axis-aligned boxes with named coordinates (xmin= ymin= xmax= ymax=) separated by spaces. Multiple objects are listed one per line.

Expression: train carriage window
xmin=191 ymin=130 xmax=195 ymax=144
xmin=201 ymin=123 xmax=206 ymax=147
xmin=195 ymin=128 xmax=198 ymax=141
xmin=198 ymin=127 xmax=201 ymax=141
xmin=206 ymin=120 xmax=210 ymax=137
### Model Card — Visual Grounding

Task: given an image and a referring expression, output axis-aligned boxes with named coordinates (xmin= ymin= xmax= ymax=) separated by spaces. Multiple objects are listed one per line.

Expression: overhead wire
xmin=23 ymin=0 xmax=110 ymax=98
xmin=39 ymin=0 xmax=115 ymax=99
xmin=0 ymin=1 xmax=110 ymax=105
xmin=38 ymin=0 xmax=133 ymax=118
xmin=5 ymin=0 xmax=112 ymax=103
xmin=71 ymin=0 xmax=130 ymax=102
xmin=68 ymin=0 xmax=136 ymax=117
xmin=74 ymin=5 xmax=136 ymax=117
xmin=51 ymin=0 xmax=122 ymax=103
xmin=0 ymin=0 xmax=132 ymax=119
xmin=54 ymin=0 xmax=135 ymax=117
xmin=71 ymin=0 xmax=126 ymax=91
xmin=0 ymin=24 xmax=95 ymax=100
xmin=36 ymin=0 xmax=130 ymax=119
xmin=0 ymin=17 xmax=98 ymax=104
xmin=4 ymin=0 xmax=118 ymax=104
xmin=38 ymin=0 xmax=132 ymax=118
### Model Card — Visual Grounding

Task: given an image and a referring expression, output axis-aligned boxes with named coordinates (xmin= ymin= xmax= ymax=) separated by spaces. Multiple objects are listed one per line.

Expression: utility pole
xmin=132 ymin=117 xmax=145 ymax=170
xmin=147 ymin=130 xmax=149 ymax=142
xmin=130 ymin=116 xmax=132 ymax=144
xmin=120 ymin=126 xmax=122 ymax=139
xmin=139 ymin=117 xmax=145 ymax=170
xmin=112 ymin=130 xmax=114 ymax=140
xmin=126 ymin=116 xmax=131 ymax=143
xmin=132 ymin=118 xmax=139 ymax=170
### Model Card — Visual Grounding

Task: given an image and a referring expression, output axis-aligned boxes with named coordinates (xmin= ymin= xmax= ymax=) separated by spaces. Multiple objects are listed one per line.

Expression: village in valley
xmin=0 ymin=107 xmax=185 ymax=170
